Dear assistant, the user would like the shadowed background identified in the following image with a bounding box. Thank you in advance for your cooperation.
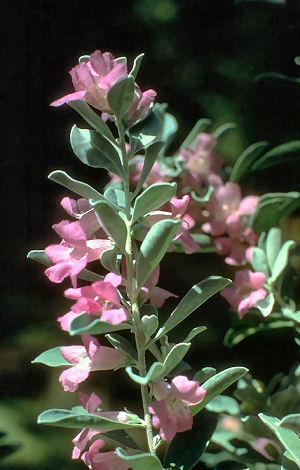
[1,0,300,468]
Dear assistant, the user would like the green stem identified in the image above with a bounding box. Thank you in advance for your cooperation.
[115,117,155,455]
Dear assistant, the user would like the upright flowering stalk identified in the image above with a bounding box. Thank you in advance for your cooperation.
[30,50,252,470]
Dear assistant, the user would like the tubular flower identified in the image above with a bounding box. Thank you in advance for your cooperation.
[72,392,132,461]
[221,270,268,318]
[51,50,156,124]
[149,375,206,441]
[179,133,223,191]
[58,273,128,331]
[145,195,200,254]
[82,439,130,470]
[59,335,127,392]
[45,220,111,287]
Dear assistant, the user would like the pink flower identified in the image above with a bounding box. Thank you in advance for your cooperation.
[145,195,200,254]
[45,220,111,287]
[127,88,157,126]
[58,272,128,331]
[82,439,129,470]
[221,270,267,318]
[51,50,156,123]
[149,375,206,441]
[72,392,103,459]
[72,392,131,461]
[130,159,168,188]
[202,182,242,236]
[179,133,223,191]
[140,265,177,307]
[59,335,127,392]
[61,197,103,237]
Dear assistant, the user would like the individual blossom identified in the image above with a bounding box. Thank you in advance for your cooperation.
[51,50,156,124]
[61,197,103,238]
[178,133,223,192]
[129,158,168,188]
[45,220,111,287]
[59,335,128,392]
[221,270,268,319]
[58,272,128,331]
[149,375,206,441]
[145,195,200,254]
[82,438,130,470]
[202,183,259,264]
[72,392,132,461]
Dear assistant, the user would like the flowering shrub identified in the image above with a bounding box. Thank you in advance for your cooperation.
[29,50,300,470]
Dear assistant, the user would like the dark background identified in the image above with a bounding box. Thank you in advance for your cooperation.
[1,0,300,468]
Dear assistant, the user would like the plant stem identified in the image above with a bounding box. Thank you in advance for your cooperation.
[115,117,155,455]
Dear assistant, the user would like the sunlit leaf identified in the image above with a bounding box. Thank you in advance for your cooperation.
[68,100,115,142]
[155,277,231,340]
[69,313,131,336]
[259,413,300,466]
[116,448,163,470]
[107,76,135,118]
[91,200,127,252]
[32,347,72,367]
[38,408,143,431]
[190,367,248,415]
[132,182,177,221]
[136,219,180,290]
[70,125,123,175]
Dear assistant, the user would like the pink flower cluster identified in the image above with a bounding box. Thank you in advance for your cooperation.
[51,50,156,125]
[107,131,267,320]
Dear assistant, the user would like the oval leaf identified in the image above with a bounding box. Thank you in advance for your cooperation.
[266,227,282,270]
[132,142,164,197]
[70,125,122,175]
[38,408,142,431]
[69,313,131,336]
[32,347,72,367]
[68,100,115,142]
[163,343,191,377]
[107,76,135,118]
[190,367,248,416]
[136,219,180,291]
[155,276,231,340]
[258,413,300,466]
[132,182,177,222]
[271,240,296,282]
[116,448,163,470]
[48,170,103,200]
[91,201,127,253]
[125,362,165,385]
